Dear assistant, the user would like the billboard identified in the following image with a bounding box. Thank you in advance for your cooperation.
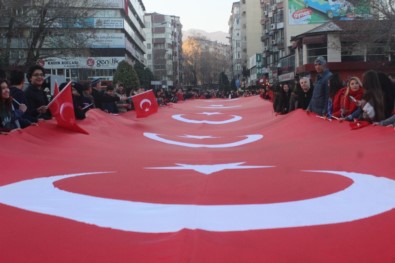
[288,0,372,25]
[87,33,125,48]
[40,57,124,69]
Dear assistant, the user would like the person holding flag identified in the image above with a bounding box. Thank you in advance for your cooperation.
[91,78,127,112]
[48,81,88,134]
[58,82,88,120]
[24,65,51,122]
[9,69,33,127]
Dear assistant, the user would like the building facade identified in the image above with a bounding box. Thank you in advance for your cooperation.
[238,0,264,87]
[292,20,395,81]
[0,0,146,82]
[228,2,243,80]
[258,0,384,84]
[260,0,317,84]
[144,13,183,89]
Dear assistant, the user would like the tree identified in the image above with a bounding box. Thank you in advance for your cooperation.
[218,72,230,92]
[134,60,154,88]
[336,1,395,61]
[0,0,100,69]
[113,60,140,91]
[182,35,230,88]
[182,36,201,86]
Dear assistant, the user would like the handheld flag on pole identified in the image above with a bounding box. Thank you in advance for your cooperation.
[48,81,89,134]
[131,90,159,118]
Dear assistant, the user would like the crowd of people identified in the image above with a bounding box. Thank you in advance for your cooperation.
[272,56,395,129]
[0,64,231,135]
[1,58,395,135]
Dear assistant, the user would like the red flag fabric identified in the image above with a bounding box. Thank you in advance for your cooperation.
[53,81,59,97]
[349,120,371,130]
[1,96,395,263]
[131,89,158,118]
[48,82,88,134]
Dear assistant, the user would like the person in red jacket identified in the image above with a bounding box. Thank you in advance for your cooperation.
[332,76,363,120]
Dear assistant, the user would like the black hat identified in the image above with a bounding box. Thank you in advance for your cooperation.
[91,78,101,87]
[71,82,83,95]
[59,82,83,95]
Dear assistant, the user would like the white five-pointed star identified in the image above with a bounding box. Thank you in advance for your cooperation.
[146,162,273,175]
[180,135,218,139]
[199,112,222,116]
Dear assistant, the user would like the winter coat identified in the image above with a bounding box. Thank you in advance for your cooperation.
[332,87,363,118]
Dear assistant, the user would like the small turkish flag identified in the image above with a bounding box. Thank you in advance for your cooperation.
[48,82,88,134]
[349,120,370,130]
[131,90,159,118]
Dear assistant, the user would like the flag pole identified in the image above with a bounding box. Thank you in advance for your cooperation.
[82,103,94,111]
[47,81,72,108]
[130,89,154,99]
[12,98,21,105]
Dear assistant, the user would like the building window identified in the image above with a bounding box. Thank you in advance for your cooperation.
[147,43,151,49]
[307,43,327,64]
[153,43,165,49]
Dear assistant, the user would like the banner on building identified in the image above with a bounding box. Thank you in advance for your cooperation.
[288,0,372,25]
[41,57,124,69]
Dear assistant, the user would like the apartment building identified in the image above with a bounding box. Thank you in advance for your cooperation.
[229,2,243,80]
[260,0,317,83]
[239,0,263,87]
[259,0,385,84]
[144,13,183,89]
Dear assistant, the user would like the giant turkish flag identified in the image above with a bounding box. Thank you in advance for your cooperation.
[1,96,395,263]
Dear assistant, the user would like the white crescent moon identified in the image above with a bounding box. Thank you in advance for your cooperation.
[59,102,75,122]
[139,99,151,111]
[0,170,395,233]
[143,133,263,148]
[172,114,242,124]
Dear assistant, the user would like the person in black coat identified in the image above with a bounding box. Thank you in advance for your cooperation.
[90,78,122,112]
[24,65,51,122]
[9,69,32,127]
[289,77,314,112]
[377,72,395,119]
[273,82,292,114]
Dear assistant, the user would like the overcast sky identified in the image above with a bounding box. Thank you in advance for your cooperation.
[144,0,236,32]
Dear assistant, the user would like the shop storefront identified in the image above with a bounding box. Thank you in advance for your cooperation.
[38,56,125,82]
